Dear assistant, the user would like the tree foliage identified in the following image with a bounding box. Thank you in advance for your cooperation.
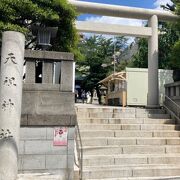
[76,35,128,103]
[0,0,79,54]
[131,1,180,69]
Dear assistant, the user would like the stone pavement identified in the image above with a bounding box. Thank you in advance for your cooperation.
[17,173,64,180]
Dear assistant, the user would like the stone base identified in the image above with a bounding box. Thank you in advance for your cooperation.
[21,84,76,126]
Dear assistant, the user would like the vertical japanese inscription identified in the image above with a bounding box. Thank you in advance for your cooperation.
[1,52,17,111]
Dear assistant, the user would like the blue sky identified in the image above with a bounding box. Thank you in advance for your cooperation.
[79,0,157,9]
[78,0,172,21]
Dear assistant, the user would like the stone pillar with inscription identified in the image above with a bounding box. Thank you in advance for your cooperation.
[0,31,25,179]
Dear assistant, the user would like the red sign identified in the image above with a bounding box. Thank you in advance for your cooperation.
[53,127,68,146]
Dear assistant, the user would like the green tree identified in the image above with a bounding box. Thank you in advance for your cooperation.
[130,23,179,69]
[131,1,180,69]
[77,35,128,104]
[0,0,79,55]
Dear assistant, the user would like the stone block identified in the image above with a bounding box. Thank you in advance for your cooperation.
[83,156,114,166]
[81,138,108,146]
[148,114,170,119]
[133,167,180,177]
[143,118,174,124]
[83,169,132,179]
[60,61,73,92]
[24,140,67,155]
[27,115,73,126]
[153,131,180,137]
[80,124,122,130]
[108,118,121,124]
[20,128,46,140]
[114,113,135,118]
[83,146,122,155]
[137,138,166,145]
[166,146,180,153]
[89,113,113,118]
[81,130,114,138]
[115,131,152,137]
[148,156,180,164]
[122,146,165,154]
[166,138,180,145]
[115,156,148,165]
[42,62,53,83]
[22,155,45,170]
[120,118,143,124]
[121,124,141,130]
[108,138,136,145]
[45,155,67,169]
[141,124,177,131]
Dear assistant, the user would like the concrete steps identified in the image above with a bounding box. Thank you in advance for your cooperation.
[80,137,180,146]
[81,145,180,155]
[76,105,180,179]
[78,118,175,124]
[83,154,180,166]
[79,124,180,130]
[83,166,180,179]
[80,130,180,138]
[86,177,180,180]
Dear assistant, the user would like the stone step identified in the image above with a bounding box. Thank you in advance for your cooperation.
[82,166,180,179]
[78,118,175,125]
[80,130,180,138]
[79,137,180,146]
[17,173,65,180]
[83,154,180,166]
[76,107,165,114]
[86,177,180,180]
[79,124,180,131]
[81,145,180,155]
[77,112,170,119]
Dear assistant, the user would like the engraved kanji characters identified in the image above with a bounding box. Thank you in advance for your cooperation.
[1,99,14,111]
[4,53,17,64]
[3,77,17,87]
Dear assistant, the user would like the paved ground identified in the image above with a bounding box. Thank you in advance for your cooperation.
[17,173,64,180]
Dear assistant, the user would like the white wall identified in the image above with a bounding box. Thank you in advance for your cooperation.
[126,68,173,106]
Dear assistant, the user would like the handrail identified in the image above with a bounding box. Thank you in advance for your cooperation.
[74,119,83,180]
[165,95,180,109]
[163,95,180,123]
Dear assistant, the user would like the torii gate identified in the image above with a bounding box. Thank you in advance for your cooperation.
[69,0,178,108]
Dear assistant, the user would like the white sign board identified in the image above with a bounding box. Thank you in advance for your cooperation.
[53,127,68,146]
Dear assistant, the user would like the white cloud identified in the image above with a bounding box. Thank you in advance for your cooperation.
[154,0,173,10]
[82,16,146,43]
[85,16,145,27]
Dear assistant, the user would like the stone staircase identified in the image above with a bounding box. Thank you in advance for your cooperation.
[75,105,180,180]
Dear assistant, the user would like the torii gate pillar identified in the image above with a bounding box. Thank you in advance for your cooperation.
[147,15,159,108]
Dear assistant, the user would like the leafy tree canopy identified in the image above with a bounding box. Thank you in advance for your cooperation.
[0,0,79,55]
[76,35,128,103]
[130,1,180,70]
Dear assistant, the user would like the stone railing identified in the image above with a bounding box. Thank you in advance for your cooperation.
[164,81,180,124]
[165,81,180,104]
[21,49,76,126]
